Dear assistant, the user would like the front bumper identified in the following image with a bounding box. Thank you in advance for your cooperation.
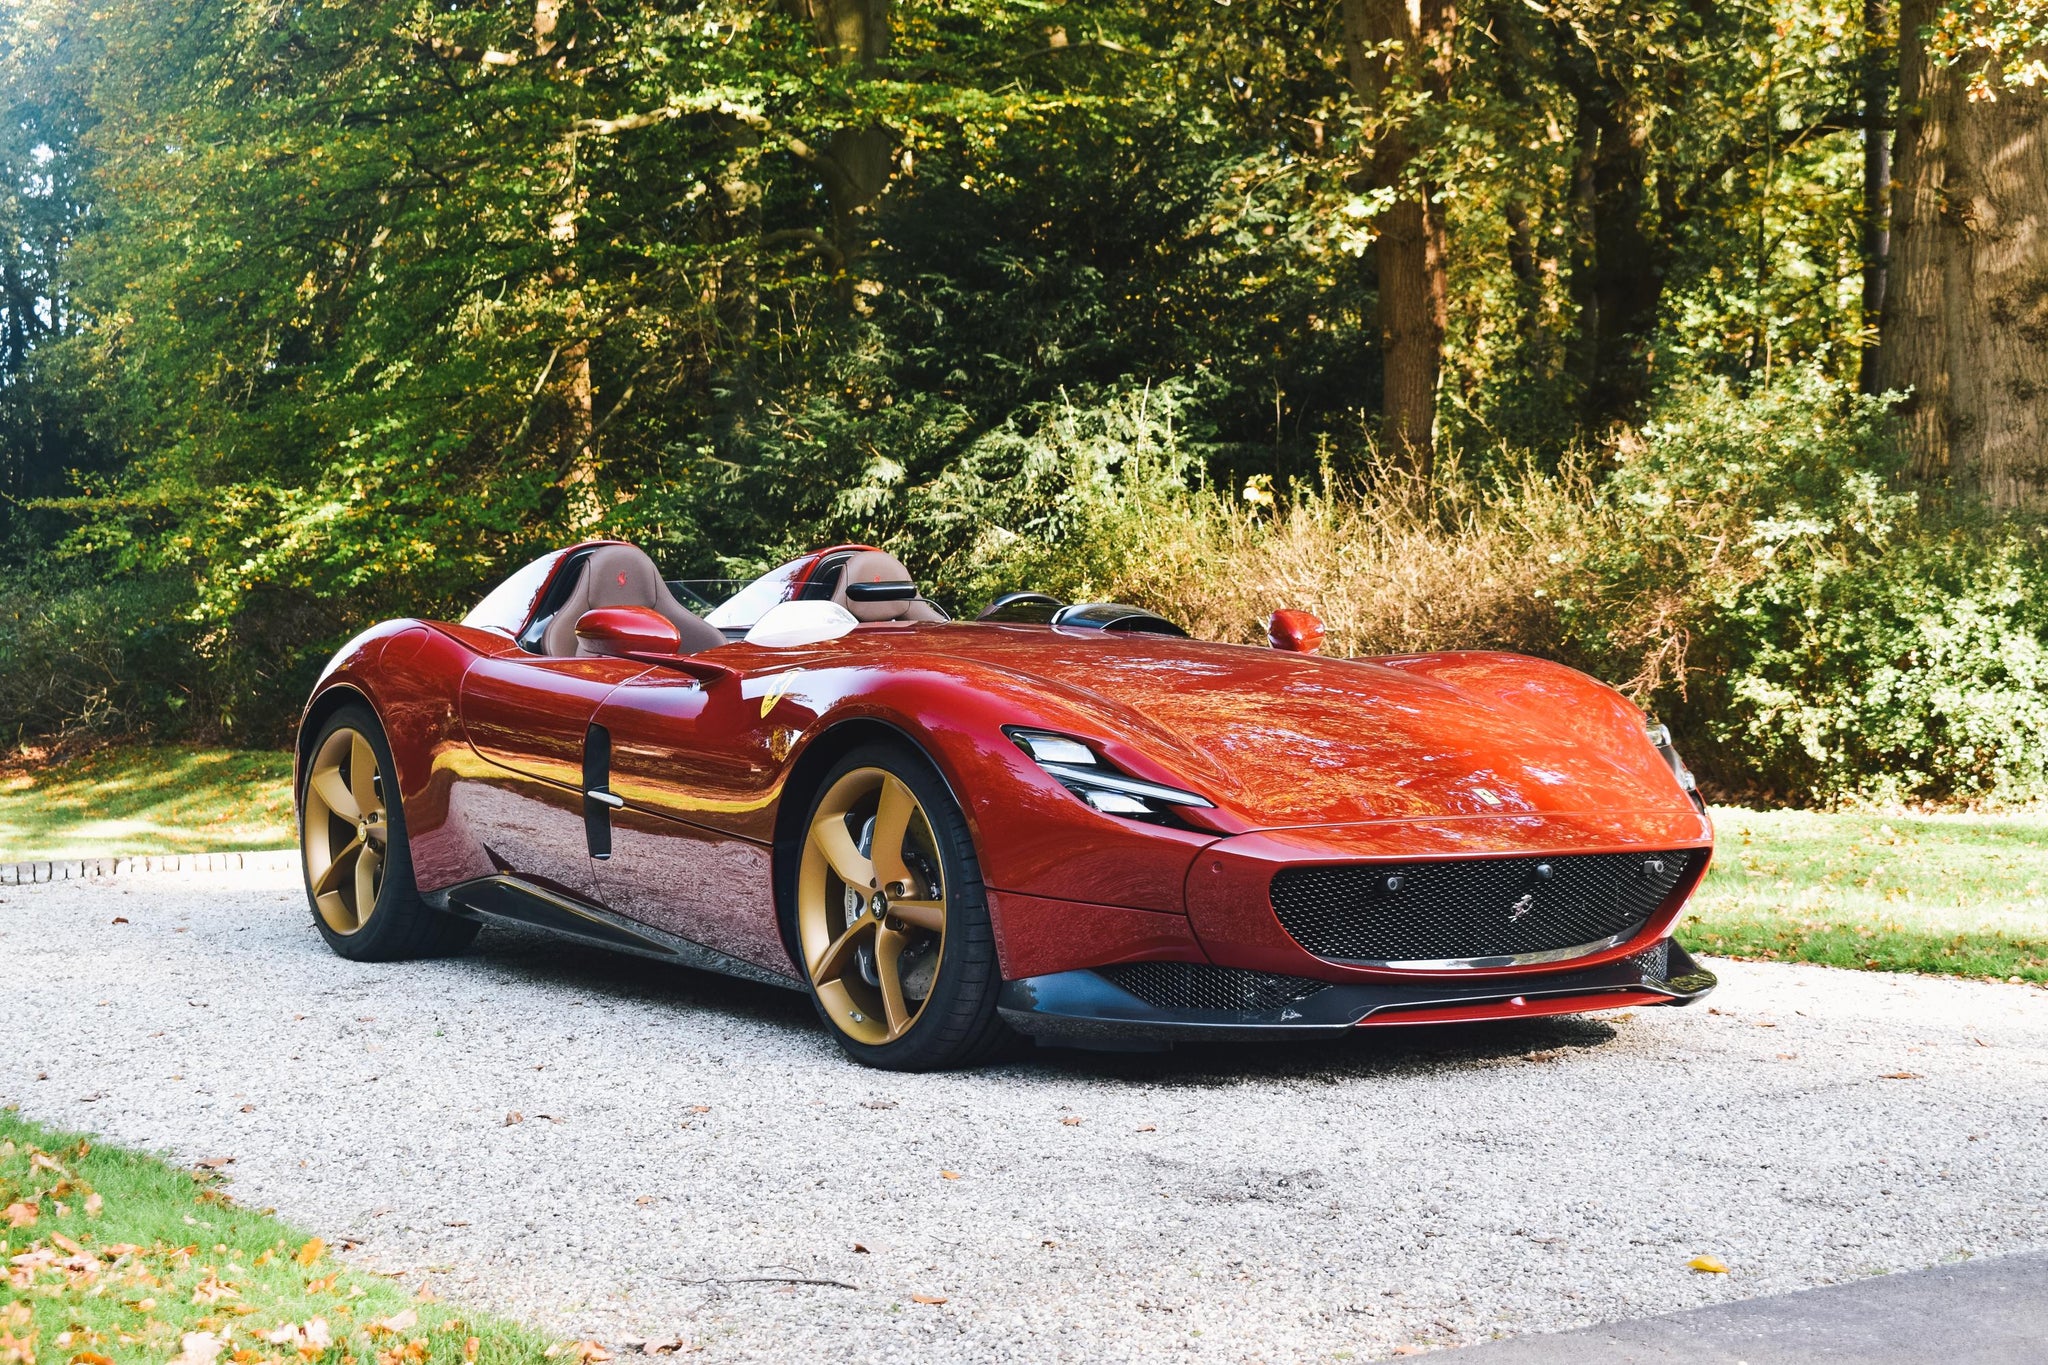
[997,939,1716,1043]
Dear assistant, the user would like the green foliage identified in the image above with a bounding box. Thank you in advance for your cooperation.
[0,567,204,744]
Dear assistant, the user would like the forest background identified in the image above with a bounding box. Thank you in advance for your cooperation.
[4,0,2048,807]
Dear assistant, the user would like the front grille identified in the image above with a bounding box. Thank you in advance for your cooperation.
[1270,851,1695,966]
[1099,962,1331,1013]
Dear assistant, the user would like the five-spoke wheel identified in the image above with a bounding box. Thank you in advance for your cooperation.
[299,704,478,962]
[791,743,1009,1069]
[303,725,389,935]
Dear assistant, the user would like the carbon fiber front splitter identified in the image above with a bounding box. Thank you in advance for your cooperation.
[996,940,1717,1043]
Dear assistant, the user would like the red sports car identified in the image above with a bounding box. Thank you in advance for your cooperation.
[295,540,1716,1070]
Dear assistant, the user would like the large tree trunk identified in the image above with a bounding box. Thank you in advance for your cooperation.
[1343,0,1453,481]
[789,0,895,304]
[1858,0,1892,393]
[1877,0,2048,508]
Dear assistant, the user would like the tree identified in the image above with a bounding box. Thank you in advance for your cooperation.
[1343,0,1455,478]
[1877,0,2048,507]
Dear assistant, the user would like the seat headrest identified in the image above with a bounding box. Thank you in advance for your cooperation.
[834,549,923,622]
[538,543,727,657]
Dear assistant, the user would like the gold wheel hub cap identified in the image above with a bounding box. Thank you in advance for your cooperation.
[302,727,389,935]
[798,768,948,1045]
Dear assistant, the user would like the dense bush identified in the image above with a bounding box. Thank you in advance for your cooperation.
[902,371,2048,807]
[0,570,206,747]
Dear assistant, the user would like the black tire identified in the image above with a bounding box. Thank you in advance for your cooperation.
[786,739,1011,1071]
[299,703,479,962]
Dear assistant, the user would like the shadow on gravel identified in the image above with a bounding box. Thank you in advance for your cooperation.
[455,922,1627,1087]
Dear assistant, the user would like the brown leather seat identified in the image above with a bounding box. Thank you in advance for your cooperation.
[541,543,728,657]
[829,549,946,623]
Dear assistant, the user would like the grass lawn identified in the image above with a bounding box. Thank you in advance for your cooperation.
[0,1108,560,1365]
[1685,807,2048,984]
[0,747,294,862]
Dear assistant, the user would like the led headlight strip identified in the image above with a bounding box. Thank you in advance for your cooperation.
[1007,729,1214,817]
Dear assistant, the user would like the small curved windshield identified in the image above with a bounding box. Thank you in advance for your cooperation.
[704,560,805,630]
[462,549,567,636]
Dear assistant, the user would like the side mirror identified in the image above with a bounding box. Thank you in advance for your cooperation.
[1267,609,1325,655]
[575,606,683,658]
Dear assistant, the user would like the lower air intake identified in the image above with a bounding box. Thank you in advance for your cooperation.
[1099,962,1331,1013]
[1270,850,1697,967]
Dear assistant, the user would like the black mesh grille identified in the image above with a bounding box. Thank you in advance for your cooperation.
[1629,940,1670,982]
[1270,851,1695,966]
[1099,962,1331,1013]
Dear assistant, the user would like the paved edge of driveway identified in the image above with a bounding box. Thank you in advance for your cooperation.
[0,848,298,885]
[1446,1247,2048,1363]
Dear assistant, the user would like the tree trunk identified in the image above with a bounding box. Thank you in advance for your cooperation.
[1343,0,1453,481]
[1876,0,2048,508]
[789,0,895,304]
[1858,0,1892,393]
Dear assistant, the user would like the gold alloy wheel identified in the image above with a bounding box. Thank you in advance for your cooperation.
[798,767,949,1045]
[302,727,389,935]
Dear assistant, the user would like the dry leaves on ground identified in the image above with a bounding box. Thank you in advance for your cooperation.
[1688,1255,1730,1274]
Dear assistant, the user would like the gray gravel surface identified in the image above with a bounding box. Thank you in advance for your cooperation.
[2,868,2045,1363]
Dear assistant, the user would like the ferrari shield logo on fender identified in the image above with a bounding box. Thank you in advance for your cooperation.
[1507,892,1534,922]
[753,670,802,719]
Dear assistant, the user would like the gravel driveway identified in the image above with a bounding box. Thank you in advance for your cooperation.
[3,867,2045,1363]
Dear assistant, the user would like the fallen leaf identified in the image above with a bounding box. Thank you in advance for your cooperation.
[463,1339,479,1363]
[238,1106,254,1114]
[1135,1125,1156,1133]
[939,1170,960,1181]
[84,1194,103,1217]
[852,1243,869,1254]
[1391,1347,1427,1357]
[195,1157,233,1170]
[634,1196,656,1207]
[414,1285,438,1303]
[3,1203,34,1228]
[169,1331,225,1365]
[367,1309,418,1338]
[504,1112,524,1126]
[1688,1255,1729,1274]
[1060,1116,1083,1127]
[191,1273,240,1305]
[295,1239,325,1268]
[71,1352,114,1365]
[545,1342,609,1363]
[909,1294,948,1305]
[111,917,128,925]
[1041,1239,1058,1248]
[1881,1072,1922,1081]
[687,1106,710,1114]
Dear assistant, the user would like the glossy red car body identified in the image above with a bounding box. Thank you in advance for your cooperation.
[296,541,1717,1042]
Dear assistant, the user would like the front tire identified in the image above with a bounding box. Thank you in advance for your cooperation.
[299,703,478,962]
[791,740,1009,1071]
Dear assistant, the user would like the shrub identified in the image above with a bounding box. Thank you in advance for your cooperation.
[901,371,2048,806]
[0,570,209,749]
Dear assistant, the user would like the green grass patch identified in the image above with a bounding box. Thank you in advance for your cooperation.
[1686,806,2048,984]
[0,747,293,861]
[0,1108,556,1365]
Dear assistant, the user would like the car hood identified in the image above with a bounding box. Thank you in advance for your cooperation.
[913,627,1691,829]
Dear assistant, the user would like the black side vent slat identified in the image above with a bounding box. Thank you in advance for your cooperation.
[1270,851,1695,966]
[1099,962,1331,1013]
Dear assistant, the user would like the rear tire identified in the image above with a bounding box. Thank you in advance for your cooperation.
[787,739,1010,1071]
[299,703,479,962]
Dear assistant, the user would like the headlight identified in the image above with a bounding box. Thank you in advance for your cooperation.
[1647,723,1703,808]
[1007,728,1214,822]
